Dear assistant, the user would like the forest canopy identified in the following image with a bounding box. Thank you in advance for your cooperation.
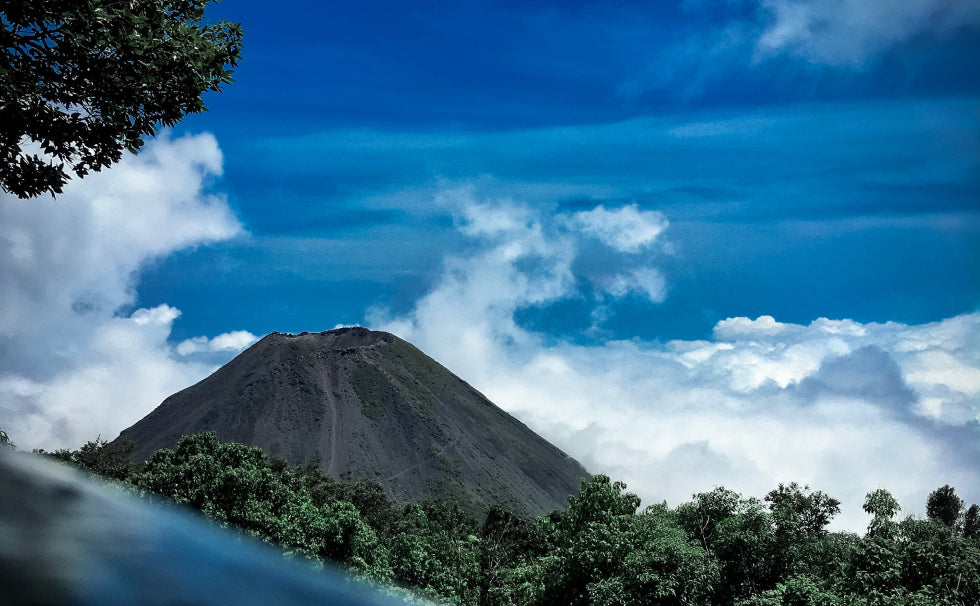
[18,431,980,606]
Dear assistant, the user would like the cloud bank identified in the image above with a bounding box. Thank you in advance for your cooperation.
[373,190,980,530]
[0,134,257,450]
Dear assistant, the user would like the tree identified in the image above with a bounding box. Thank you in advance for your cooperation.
[480,506,541,606]
[765,483,841,539]
[926,485,963,530]
[604,504,718,606]
[897,516,980,605]
[738,574,842,606]
[42,436,136,480]
[1,0,243,198]
[676,486,743,552]
[711,498,776,603]
[388,501,481,605]
[721,482,841,601]
[964,504,980,540]
[863,489,901,538]
[339,479,400,541]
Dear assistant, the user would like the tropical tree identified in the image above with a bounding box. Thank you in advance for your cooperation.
[531,475,642,605]
[963,504,980,540]
[926,485,963,530]
[765,482,841,580]
[711,497,776,603]
[603,504,718,606]
[41,436,135,480]
[675,486,743,552]
[863,489,901,538]
[517,475,717,606]
[894,515,980,605]
[766,482,841,539]
[388,501,481,605]
[1,0,243,198]
[479,505,541,605]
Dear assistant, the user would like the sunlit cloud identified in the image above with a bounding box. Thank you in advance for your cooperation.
[176,331,260,357]
[569,204,668,253]
[0,134,252,450]
[372,191,980,530]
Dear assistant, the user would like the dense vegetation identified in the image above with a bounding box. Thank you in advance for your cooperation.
[17,431,980,605]
[1,0,243,198]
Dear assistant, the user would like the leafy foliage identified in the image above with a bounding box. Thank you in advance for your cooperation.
[964,504,980,540]
[38,435,134,480]
[926,484,964,530]
[42,433,980,606]
[864,489,901,538]
[0,0,243,197]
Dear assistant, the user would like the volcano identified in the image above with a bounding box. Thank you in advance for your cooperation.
[116,327,588,517]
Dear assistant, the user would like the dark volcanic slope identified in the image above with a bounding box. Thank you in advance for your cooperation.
[116,327,588,517]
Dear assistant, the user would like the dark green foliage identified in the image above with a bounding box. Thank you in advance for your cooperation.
[42,433,980,606]
[519,476,717,606]
[340,479,401,540]
[1,0,243,198]
[388,501,482,604]
[737,574,843,606]
[837,494,980,606]
[864,489,901,538]
[766,482,841,538]
[764,482,842,590]
[676,486,744,552]
[536,475,642,605]
[126,432,391,577]
[711,496,777,603]
[842,534,904,603]
[926,485,963,529]
[479,505,542,605]
[964,504,980,540]
[39,436,134,480]
[897,517,980,605]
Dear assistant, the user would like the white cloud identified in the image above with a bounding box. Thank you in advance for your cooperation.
[372,194,980,531]
[603,267,667,303]
[0,133,252,450]
[715,315,792,338]
[570,204,669,253]
[755,0,980,65]
[176,331,260,357]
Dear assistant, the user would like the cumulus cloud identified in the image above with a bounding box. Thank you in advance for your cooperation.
[373,193,980,531]
[176,331,260,357]
[0,133,252,450]
[569,204,668,253]
[754,0,980,65]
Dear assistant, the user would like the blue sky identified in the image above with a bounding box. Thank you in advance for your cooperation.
[2,0,979,529]
[140,1,980,342]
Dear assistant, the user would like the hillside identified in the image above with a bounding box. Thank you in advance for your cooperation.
[115,327,588,516]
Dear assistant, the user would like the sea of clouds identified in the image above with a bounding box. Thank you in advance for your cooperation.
[372,188,980,531]
[1,133,977,532]
[5,0,980,529]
